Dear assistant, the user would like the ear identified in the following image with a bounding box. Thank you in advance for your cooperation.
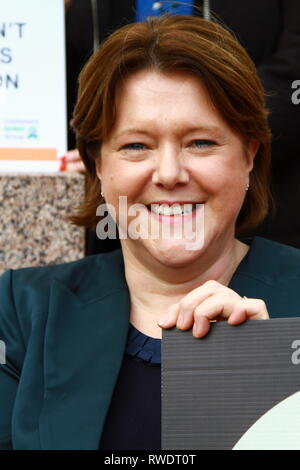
[245,139,259,172]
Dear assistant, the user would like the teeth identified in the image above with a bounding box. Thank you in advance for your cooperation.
[182,204,194,214]
[150,203,195,216]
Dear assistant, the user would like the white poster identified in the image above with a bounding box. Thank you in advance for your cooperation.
[0,0,67,172]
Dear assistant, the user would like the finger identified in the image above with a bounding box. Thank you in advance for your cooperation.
[192,315,210,338]
[74,161,86,173]
[227,307,247,325]
[65,149,80,161]
[175,280,225,329]
[192,292,243,336]
[66,161,85,173]
[157,303,180,328]
[228,298,269,325]
[193,292,240,323]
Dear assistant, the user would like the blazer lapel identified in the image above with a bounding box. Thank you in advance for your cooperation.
[39,272,130,450]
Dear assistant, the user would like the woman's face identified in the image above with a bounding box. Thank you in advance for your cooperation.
[97,69,258,267]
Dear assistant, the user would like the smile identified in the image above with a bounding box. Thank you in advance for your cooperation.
[145,202,204,224]
[147,203,198,216]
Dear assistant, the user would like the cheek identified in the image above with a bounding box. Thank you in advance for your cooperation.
[199,161,247,212]
[103,161,151,199]
[204,150,247,185]
[199,163,243,192]
[209,183,247,228]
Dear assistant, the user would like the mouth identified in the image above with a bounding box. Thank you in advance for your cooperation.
[146,202,203,217]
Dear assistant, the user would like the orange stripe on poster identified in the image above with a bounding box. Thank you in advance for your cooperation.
[0,148,57,160]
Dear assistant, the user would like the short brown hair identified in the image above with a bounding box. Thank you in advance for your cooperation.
[70,14,272,234]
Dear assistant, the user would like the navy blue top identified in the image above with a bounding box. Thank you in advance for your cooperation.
[98,323,161,450]
[125,322,161,364]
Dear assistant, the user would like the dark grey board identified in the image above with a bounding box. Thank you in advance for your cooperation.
[162,318,300,450]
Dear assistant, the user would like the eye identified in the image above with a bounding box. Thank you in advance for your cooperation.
[121,143,146,151]
[191,139,216,149]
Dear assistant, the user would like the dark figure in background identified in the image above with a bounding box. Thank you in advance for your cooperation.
[65,0,300,252]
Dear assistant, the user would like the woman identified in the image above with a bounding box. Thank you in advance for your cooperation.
[64,0,300,250]
[1,15,299,450]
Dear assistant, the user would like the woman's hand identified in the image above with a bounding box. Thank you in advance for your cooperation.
[59,149,86,173]
[157,280,269,338]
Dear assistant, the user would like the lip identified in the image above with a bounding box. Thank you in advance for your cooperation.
[146,202,204,223]
[147,200,204,206]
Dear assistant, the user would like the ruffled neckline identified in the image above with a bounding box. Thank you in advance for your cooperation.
[125,323,161,364]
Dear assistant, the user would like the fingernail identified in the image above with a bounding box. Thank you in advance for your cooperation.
[59,156,67,171]
[157,315,171,327]
[176,315,184,329]
[193,316,209,338]
[193,323,201,337]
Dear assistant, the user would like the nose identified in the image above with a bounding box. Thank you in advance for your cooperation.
[151,144,189,189]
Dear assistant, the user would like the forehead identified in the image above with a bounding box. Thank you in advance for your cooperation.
[116,69,205,98]
[112,69,226,132]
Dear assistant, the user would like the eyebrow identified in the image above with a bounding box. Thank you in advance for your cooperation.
[115,125,225,139]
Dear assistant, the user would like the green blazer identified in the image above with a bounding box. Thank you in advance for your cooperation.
[0,237,299,450]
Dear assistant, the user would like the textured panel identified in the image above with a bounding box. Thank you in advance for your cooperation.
[0,172,85,272]
[162,318,300,450]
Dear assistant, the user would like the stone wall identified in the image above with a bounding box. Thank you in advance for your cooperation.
[0,172,86,274]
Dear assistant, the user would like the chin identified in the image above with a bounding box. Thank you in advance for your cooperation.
[147,240,203,268]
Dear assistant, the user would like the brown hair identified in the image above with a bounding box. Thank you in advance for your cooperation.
[69,14,272,234]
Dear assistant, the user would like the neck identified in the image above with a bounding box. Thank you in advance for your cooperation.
[121,237,249,339]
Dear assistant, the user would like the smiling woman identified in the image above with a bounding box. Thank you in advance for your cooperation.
[71,15,271,236]
[69,14,273,340]
[0,14,300,451]
[97,69,257,265]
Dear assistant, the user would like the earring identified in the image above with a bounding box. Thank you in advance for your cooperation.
[99,178,104,198]
[245,183,249,191]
